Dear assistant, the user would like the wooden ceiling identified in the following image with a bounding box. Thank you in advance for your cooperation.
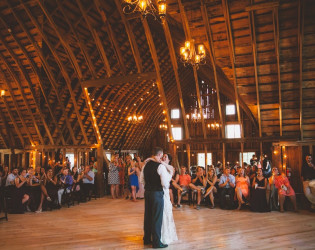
[0,0,314,151]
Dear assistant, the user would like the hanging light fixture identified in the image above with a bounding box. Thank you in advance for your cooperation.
[180,39,206,68]
[123,0,167,20]
[159,123,168,130]
[127,114,144,124]
[0,89,5,97]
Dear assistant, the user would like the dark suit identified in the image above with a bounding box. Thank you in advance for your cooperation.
[143,160,164,246]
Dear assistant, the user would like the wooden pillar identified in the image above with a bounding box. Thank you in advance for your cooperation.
[204,145,208,172]
[22,152,26,168]
[8,150,12,170]
[222,143,226,169]
[63,148,66,166]
[96,145,104,197]
[74,149,78,169]
[241,142,244,167]
[187,144,191,168]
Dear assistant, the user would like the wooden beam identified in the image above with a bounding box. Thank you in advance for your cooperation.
[161,19,190,146]
[141,17,173,141]
[89,0,127,75]
[0,31,54,145]
[174,136,299,145]
[20,1,78,145]
[200,1,225,139]
[82,72,157,88]
[0,13,66,145]
[36,0,89,144]
[0,96,25,147]
[248,7,262,138]
[113,0,143,73]
[272,7,282,136]
[0,107,14,148]
[177,0,207,140]
[221,0,242,137]
[0,54,45,145]
[245,1,279,12]
[298,0,304,140]
[0,70,34,145]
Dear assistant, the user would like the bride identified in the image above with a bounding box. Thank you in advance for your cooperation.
[160,153,178,245]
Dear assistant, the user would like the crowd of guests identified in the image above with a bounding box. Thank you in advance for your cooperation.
[1,152,315,215]
[168,154,301,213]
[0,159,96,214]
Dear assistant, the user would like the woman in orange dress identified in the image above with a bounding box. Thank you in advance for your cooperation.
[235,168,250,209]
[269,167,297,212]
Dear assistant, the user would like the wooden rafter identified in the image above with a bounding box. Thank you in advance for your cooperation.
[200,1,225,139]
[0,30,54,145]
[35,0,89,144]
[82,72,157,88]
[0,69,35,146]
[248,7,262,139]
[89,0,127,75]
[245,1,279,12]
[0,107,15,148]
[141,17,173,141]
[0,54,45,145]
[221,0,242,137]
[272,7,282,136]
[178,0,207,140]
[113,0,143,73]
[162,19,190,141]
[20,1,78,144]
[0,14,66,145]
[0,96,25,147]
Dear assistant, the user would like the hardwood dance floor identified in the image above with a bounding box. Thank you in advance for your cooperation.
[1,197,315,249]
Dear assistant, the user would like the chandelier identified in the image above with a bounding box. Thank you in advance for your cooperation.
[123,0,166,19]
[159,124,168,130]
[207,122,220,129]
[180,40,206,68]
[127,115,143,123]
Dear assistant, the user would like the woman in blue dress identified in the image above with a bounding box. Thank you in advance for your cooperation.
[128,160,139,202]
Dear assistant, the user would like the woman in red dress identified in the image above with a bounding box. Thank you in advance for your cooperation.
[269,167,298,212]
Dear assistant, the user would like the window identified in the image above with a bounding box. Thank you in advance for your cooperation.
[171,109,180,119]
[197,153,212,168]
[171,127,182,140]
[226,104,235,115]
[106,153,111,161]
[240,152,256,165]
[65,153,74,169]
[226,124,241,138]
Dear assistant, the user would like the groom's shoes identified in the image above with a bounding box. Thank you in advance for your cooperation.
[143,240,152,245]
[153,243,168,248]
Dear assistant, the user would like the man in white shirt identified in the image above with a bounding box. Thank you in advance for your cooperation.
[5,167,18,186]
[140,147,170,249]
[82,166,95,201]
[219,168,235,209]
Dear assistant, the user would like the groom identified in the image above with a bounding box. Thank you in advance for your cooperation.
[141,147,169,248]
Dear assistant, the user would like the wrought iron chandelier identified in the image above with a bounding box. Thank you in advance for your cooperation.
[127,115,143,124]
[180,40,206,68]
[159,123,168,130]
[122,0,167,19]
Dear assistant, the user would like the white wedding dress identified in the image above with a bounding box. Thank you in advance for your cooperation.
[161,184,178,244]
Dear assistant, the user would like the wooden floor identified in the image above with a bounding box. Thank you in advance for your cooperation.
[1,197,315,249]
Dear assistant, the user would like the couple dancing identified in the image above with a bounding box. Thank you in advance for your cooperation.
[140,147,178,248]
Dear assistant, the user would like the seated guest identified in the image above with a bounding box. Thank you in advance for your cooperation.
[219,168,235,209]
[13,169,30,213]
[36,168,57,213]
[169,167,179,207]
[204,167,217,209]
[251,168,270,212]
[191,166,206,210]
[301,154,315,211]
[235,168,250,209]
[176,166,191,208]
[81,165,95,201]
[26,167,41,211]
[261,155,272,178]
[230,167,236,176]
[269,167,297,212]
[72,166,81,192]
[5,167,18,187]
[57,168,74,206]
